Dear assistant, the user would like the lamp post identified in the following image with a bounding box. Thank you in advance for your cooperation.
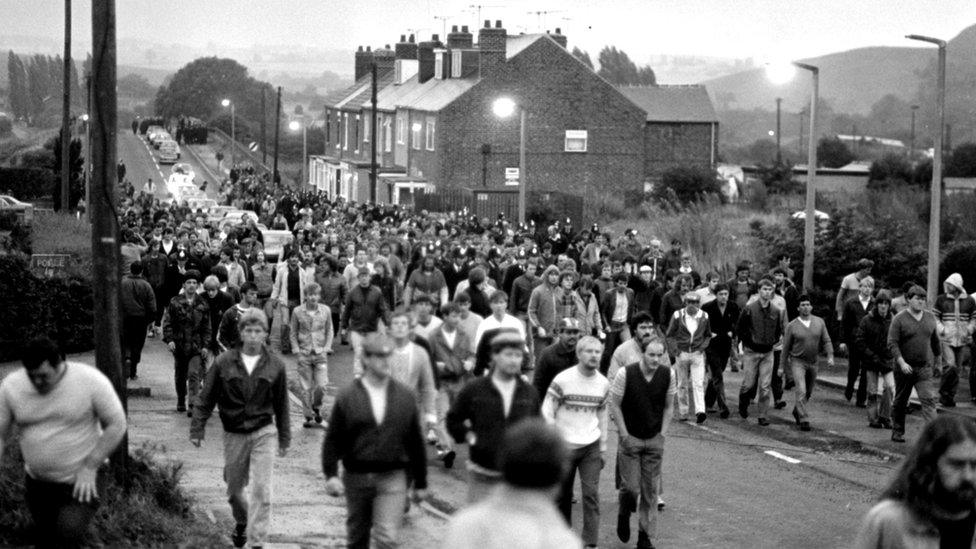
[492,97,527,225]
[909,104,919,159]
[221,98,235,172]
[775,97,782,164]
[793,62,819,293]
[289,119,307,186]
[907,34,946,303]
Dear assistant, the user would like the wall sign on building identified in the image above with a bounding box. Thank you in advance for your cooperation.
[504,167,520,186]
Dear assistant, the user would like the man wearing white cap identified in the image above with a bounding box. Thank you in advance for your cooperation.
[934,273,976,407]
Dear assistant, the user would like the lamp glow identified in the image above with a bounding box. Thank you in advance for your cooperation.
[492,97,516,118]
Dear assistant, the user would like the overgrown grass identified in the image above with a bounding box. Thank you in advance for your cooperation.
[31,210,93,277]
[0,434,224,547]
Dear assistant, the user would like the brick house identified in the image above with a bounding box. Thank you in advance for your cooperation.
[314,21,717,205]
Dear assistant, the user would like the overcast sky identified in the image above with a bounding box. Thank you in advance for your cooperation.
[4,0,975,63]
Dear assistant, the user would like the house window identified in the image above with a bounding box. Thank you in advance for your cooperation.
[397,116,405,144]
[384,117,392,152]
[451,51,462,78]
[565,130,588,152]
[425,119,435,151]
[354,114,360,152]
[411,120,422,150]
[363,112,370,143]
[342,113,349,150]
[325,111,331,146]
[434,52,444,80]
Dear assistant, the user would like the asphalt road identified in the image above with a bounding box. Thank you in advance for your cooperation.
[118,129,219,198]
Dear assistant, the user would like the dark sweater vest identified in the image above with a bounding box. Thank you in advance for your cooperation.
[621,363,670,439]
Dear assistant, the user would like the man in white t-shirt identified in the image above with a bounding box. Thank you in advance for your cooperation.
[0,337,126,547]
[474,290,526,351]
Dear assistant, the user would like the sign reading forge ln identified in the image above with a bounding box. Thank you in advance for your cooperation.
[30,254,71,278]
[504,167,520,186]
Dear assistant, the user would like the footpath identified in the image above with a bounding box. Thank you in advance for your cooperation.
[0,338,447,549]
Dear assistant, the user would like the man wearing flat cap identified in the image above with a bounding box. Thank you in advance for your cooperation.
[162,269,211,414]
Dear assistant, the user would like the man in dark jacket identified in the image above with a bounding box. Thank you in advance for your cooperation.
[533,318,582,402]
[201,275,235,363]
[191,309,290,549]
[341,270,391,376]
[600,272,635,376]
[321,333,428,549]
[841,276,875,407]
[856,290,895,429]
[736,279,784,425]
[702,284,739,418]
[120,260,156,380]
[448,330,540,504]
[162,269,211,414]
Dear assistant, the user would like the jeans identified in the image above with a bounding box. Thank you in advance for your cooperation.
[290,352,329,419]
[223,425,277,545]
[892,365,938,436]
[343,469,408,549]
[350,330,367,377]
[846,345,867,405]
[617,433,664,539]
[121,315,149,377]
[25,474,100,548]
[705,343,731,413]
[866,370,895,424]
[738,350,775,418]
[436,379,465,453]
[269,300,299,353]
[600,326,631,376]
[789,359,818,422]
[174,351,203,408]
[674,351,706,417]
[558,440,602,546]
[939,344,972,404]
[771,350,787,403]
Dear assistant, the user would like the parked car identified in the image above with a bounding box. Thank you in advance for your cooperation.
[0,194,35,223]
[157,140,180,164]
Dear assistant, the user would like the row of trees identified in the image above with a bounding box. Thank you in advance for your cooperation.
[6,52,84,125]
[571,46,657,86]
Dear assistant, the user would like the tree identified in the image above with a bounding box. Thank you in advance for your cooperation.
[651,165,720,204]
[596,46,656,85]
[946,142,976,177]
[7,51,29,120]
[868,153,912,189]
[571,46,593,70]
[817,136,854,168]
[118,73,155,99]
[46,130,84,211]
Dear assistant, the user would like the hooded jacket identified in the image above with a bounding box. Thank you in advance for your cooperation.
[933,273,976,347]
[527,265,562,335]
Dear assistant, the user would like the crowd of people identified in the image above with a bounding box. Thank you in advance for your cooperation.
[5,154,974,547]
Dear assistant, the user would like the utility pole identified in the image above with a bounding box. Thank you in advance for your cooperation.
[798,109,805,158]
[852,124,857,156]
[370,63,378,203]
[90,0,126,479]
[910,105,919,159]
[273,86,281,185]
[261,87,267,164]
[61,0,72,212]
[775,97,782,164]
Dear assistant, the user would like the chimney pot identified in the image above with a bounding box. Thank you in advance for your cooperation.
[452,25,459,32]
[484,20,490,28]
[495,20,502,28]
[366,46,372,51]
[432,34,439,41]
[357,45,363,52]
[556,27,562,34]
[462,25,469,32]
[409,34,415,42]
[385,44,391,49]
[400,34,406,42]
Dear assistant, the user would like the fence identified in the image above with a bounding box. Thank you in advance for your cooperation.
[411,187,585,226]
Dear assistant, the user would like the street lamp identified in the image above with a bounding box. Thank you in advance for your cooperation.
[492,96,527,225]
[221,98,235,172]
[289,119,307,186]
[907,34,946,303]
[766,61,819,292]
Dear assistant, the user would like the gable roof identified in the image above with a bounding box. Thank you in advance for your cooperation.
[616,85,718,123]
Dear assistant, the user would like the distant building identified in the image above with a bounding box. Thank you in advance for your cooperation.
[317,22,718,205]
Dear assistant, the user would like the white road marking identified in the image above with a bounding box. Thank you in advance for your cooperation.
[138,135,165,179]
[764,450,802,464]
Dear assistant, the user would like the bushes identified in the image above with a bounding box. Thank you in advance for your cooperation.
[0,167,55,200]
[941,241,976,288]
[650,165,720,204]
[868,153,913,189]
[0,437,224,546]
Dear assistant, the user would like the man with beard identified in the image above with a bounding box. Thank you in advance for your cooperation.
[405,255,448,308]
[534,319,583,402]
[855,415,976,547]
[608,312,661,382]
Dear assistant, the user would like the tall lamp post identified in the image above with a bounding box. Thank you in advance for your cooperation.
[907,34,946,303]
[492,97,527,225]
[221,98,235,172]
[289,120,307,186]
[775,97,782,164]
[909,104,919,159]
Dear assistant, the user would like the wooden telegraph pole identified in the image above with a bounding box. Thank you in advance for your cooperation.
[273,86,281,185]
[61,0,71,211]
[90,0,127,477]
[370,62,378,202]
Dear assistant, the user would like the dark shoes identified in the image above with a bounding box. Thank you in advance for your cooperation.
[176,403,187,413]
[186,404,194,418]
[302,419,318,428]
[792,408,801,425]
[232,523,247,548]
[941,399,957,408]
[738,406,749,419]
[617,510,631,543]
[868,421,883,429]
[879,418,892,429]
[784,380,796,391]
[758,418,770,426]
[844,387,854,401]
[696,412,707,424]
[774,400,787,410]
[799,422,811,432]
[637,530,655,549]
[441,450,456,469]
[719,409,730,419]
[891,432,906,443]
[313,407,324,424]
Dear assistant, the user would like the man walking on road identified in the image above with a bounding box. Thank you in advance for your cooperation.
[440,419,583,549]
[448,331,541,503]
[191,309,291,549]
[781,294,834,431]
[608,312,661,383]
[841,276,875,407]
[342,269,390,376]
[855,415,976,547]
[702,285,739,419]
[289,281,334,428]
[533,318,582,403]
[609,340,675,549]
[217,282,260,352]
[665,291,711,424]
[933,273,976,408]
[162,269,211,414]
[321,333,429,549]
[542,336,609,548]
[888,285,942,443]
[737,278,783,426]
[0,337,127,548]
[428,302,475,469]
[120,260,156,380]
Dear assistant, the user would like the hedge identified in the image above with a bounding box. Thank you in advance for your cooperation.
[0,254,93,361]
[0,167,55,200]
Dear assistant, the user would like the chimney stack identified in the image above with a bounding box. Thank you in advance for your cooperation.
[551,27,567,48]
[417,34,444,83]
[447,24,474,49]
[373,44,395,75]
[478,20,507,78]
[354,45,374,81]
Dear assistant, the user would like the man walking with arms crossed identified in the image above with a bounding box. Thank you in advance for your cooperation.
[542,336,610,548]
[190,310,291,548]
[888,285,942,443]
[609,340,675,549]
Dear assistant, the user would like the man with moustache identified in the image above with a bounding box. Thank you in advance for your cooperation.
[533,318,583,403]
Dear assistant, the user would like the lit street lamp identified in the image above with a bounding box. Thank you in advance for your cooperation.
[221,98,235,172]
[492,96,527,225]
[767,61,819,293]
[289,119,307,186]
[906,34,946,303]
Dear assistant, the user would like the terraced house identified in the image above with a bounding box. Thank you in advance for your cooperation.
[311,21,718,207]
